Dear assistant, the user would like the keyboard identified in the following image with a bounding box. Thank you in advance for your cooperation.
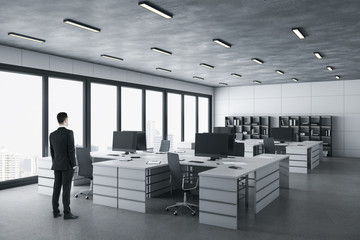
[189,160,204,164]
[107,154,120,156]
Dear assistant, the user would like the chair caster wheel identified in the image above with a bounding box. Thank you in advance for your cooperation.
[85,196,89,199]
[192,212,196,216]
[174,211,178,215]
[75,194,79,198]
[166,208,169,211]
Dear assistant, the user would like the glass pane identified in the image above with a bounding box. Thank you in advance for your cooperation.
[49,78,83,147]
[91,83,117,151]
[167,93,181,150]
[198,97,209,133]
[0,71,42,181]
[184,95,196,142]
[146,90,163,150]
[121,87,142,131]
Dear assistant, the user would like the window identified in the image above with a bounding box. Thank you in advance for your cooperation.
[91,83,117,151]
[184,95,196,142]
[0,71,42,181]
[121,87,142,131]
[167,93,181,150]
[49,78,84,147]
[146,90,163,150]
[198,97,209,133]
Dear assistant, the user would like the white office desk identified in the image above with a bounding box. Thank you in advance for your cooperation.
[91,151,289,230]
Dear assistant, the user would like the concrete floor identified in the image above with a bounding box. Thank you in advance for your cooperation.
[1,156,360,240]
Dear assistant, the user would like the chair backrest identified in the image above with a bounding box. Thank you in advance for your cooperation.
[76,147,93,178]
[167,152,183,189]
[159,140,170,152]
[263,137,275,154]
[230,142,245,157]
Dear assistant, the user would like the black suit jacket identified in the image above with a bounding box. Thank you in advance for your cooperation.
[50,127,76,171]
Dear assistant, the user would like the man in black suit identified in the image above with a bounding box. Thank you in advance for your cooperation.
[50,112,78,220]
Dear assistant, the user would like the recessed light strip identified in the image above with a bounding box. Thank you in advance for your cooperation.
[193,76,204,80]
[292,28,305,39]
[231,73,242,78]
[326,66,333,71]
[8,32,45,43]
[63,19,101,32]
[151,47,172,56]
[213,39,231,48]
[276,70,284,75]
[101,54,123,61]
[219,82,228,86]
[292,78,299,82]
[252,58,264,64]
[253,80,261,84]
[314,52,322,59]
[156,67,171,72]
[138,1,173,19]
[200,63,214,69]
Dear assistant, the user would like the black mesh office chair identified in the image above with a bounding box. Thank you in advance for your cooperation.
[159,140,170,153]
[263,137,275,154]
[165,152,199,216]
[74,147,93,200]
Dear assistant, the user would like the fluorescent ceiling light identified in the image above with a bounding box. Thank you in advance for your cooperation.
[276,70,284,75]
[253,80,261,84]
[101,54,123,61]
[335,75,341,79]
[292,78,299,82]
[156,67,171,72]
[200,63,214,69]
[213,39,231,48]
[219,82,228,86]
[138,1,173,19]
[63,19,101,32]
[326,66,333,71]
[8,32,45,43]
[151,47,172,56]
[231,73,242,78]
[292,28,305,39]
[193,76,204,80]
[252,58,264,64]
[314,52,322,59]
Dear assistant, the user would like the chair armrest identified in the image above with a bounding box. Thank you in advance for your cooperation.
[182,176,199,191]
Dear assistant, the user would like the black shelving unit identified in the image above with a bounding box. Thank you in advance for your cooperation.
[225,116,271,139]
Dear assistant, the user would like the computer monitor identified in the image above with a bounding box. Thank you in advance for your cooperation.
[135,131,147,151]
[213,126,235,134]
[270,127,292,143]
[195,133,232,160]
[112,131,137,154]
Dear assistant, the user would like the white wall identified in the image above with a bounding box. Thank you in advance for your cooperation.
[214,80,360,158]
[0,45,213,96]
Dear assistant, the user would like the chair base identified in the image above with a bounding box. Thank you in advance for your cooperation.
[74,189,93,199]
[166,202,198,216]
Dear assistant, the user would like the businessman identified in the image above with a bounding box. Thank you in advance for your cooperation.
[50,112,78,220]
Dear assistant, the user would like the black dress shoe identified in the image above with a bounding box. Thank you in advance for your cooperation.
[64,213,78,220]
[53,212,62,218]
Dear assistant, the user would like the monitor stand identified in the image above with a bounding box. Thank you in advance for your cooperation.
[208,157,218,161]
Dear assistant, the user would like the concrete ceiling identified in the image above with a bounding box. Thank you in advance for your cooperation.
[0,0,359,87]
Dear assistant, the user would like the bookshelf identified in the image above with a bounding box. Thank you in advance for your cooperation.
[225,116,271,140]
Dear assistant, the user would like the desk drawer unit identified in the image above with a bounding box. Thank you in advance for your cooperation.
[93,165,118,208]
[310,146,320,170]
[146,166,170,198]
[288,153,308,174]
[38,158,53,196]
[199,176,239,229]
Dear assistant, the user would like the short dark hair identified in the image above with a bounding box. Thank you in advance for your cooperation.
[57,112,68,124]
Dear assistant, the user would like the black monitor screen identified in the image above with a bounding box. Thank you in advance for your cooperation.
[112,131,137,153]
[213,127,234,134]
[270,128,292,142]
[195,133,230,160]
[135,131,147,151]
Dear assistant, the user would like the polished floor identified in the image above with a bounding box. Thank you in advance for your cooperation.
[1,157,360,240]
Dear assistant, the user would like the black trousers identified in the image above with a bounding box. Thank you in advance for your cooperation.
[52,169,74,214]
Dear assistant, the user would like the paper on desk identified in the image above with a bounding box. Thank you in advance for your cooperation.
[222,161,247,165]
[147,160,161,164]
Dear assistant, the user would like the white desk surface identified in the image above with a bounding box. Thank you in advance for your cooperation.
[238,139,322,149]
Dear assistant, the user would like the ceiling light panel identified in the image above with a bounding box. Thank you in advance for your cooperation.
[314,52,323,59]
[213,39,231,48]
[200,63,214,69]
[231,73,242,78]
[292,78,299,82]
[252,58,264,64]
[292,28,305,39]
[275,70,284,74]
[156,67,171,72]
[151,47,172,56]
[253,80,261,84]
[335,75,341,79]
[219,82,228,86]
[138,1,173,19]
[8,32,45,43]
[101,54,123,61]
[193,76,204,80]
[326,66,333,71]
[63,19,101,32]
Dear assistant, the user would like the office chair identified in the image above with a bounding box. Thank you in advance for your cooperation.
[159,140,170,153]
[263,137,275,154]
[165,152,199,216]
[74,147,93,200]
